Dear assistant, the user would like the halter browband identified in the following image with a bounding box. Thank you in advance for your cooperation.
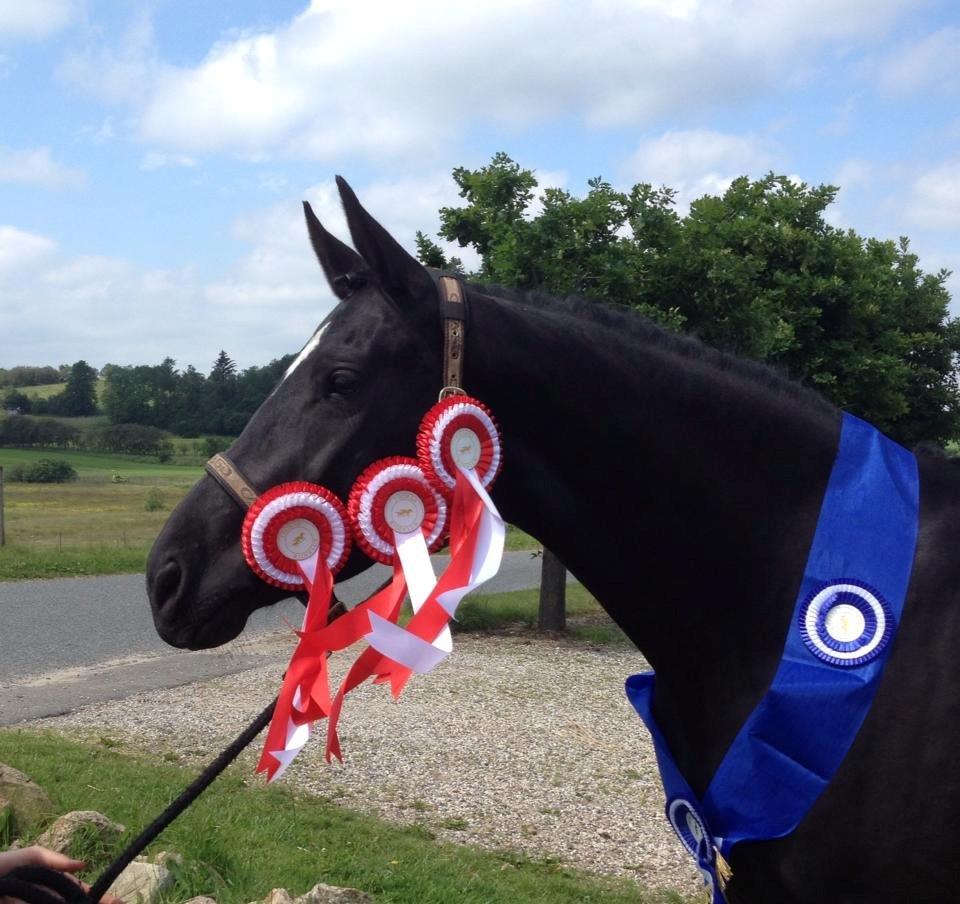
[206,273,468,508]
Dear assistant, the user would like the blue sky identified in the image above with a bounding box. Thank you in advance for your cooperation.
[2,0,959,372]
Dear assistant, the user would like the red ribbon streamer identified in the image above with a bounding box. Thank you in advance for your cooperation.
[257,561,334,779]
[370,470,486,698]
[324,565,408,762]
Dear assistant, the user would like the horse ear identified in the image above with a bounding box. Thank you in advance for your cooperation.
[335,175,434,307]
[303,201,368,301]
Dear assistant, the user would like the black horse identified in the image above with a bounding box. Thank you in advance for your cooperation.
[147,178,960,904]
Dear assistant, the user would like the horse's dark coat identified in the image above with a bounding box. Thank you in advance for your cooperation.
[147,178,960,903]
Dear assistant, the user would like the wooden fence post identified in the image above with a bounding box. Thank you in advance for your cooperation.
[537,546,566,631]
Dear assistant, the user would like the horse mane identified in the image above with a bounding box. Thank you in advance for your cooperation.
[471,280,838,418]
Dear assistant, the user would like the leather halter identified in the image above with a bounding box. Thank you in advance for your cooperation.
[205,453,260,512]
[438,274,467,398]
[204,273,468,509]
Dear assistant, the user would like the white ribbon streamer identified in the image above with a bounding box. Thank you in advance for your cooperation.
[436,466,505,618]
[364,464,505,673]
[365,612,451,673]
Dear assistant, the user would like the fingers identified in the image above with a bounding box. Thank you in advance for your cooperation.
[0,846,86,878]
[23,847,87,874]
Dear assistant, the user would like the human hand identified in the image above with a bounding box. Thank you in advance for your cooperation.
[0,846,124,903]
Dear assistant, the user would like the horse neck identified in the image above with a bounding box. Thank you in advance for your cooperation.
[468,291,841,788]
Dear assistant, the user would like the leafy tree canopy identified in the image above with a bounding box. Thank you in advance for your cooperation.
[419,153,959,446]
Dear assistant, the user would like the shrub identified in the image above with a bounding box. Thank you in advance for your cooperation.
[20,458,78,483]
[144,487,165,511]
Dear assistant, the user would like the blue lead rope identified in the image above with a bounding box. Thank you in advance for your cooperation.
[626,413,919,901]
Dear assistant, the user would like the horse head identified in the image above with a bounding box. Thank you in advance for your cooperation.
[146,178,450,649]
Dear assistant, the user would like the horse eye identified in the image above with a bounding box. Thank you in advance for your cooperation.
[323,368,359,400]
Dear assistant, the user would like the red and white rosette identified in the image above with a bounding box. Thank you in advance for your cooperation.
[241,482,351,781]
[417,396,502,497]
[242,482,350,592]
[324,458,450,761]
[361,396,506,698]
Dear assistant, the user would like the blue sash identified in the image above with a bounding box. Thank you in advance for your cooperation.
[626,413,919,901]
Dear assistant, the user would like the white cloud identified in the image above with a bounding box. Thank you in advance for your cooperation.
[0,146,85,189]
[205,172,479,341]
[0,0,78,38]
[140,150,197,171]
[60,0,917,162]
[77,116,115,144]
[57,14,157,105]
[879,26,960,97]
[0,173,480,371]
[625,129,777,209]
[0,225,57,273]
[907,161,960,228]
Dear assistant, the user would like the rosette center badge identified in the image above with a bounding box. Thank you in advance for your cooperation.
[384,490,426,534]
[800,581,892,668]
[451,427,482,470]
[276,518,322,561]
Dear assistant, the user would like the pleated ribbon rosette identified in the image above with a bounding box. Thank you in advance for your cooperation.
[241,482,351,781]
[324,457,449,761]
[240,395,507,772]
[375,396,506,696]
[324,398,506,760]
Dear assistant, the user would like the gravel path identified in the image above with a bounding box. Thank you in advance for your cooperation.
[31,632,702,899]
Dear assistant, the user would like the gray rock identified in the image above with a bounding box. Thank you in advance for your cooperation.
[35,810,125,855]
[256,884,373,904]
[182,897,217,904]
[0,764,56,835]
[152,850,183,869]
[107,860,173,904]
[293,883,374,904]
[260,890,295,904]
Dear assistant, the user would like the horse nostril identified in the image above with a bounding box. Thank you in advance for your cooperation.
[151,557,185,616]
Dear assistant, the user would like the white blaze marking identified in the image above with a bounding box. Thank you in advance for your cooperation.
[281,322,330,384]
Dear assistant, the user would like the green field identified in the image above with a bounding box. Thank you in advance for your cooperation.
[12,382,67,400]
[11,378,107,401]
[0,448,201,577]
[0,446,538,579]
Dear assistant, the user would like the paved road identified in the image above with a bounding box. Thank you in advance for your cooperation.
[0,551,548,724]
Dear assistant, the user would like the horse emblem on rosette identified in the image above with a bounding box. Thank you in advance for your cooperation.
[148,177,960,904]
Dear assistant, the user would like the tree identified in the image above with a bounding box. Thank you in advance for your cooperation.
[59,360,99,416]
[420,154,960,626]
[425,154,960,447]
[2,390,31,414]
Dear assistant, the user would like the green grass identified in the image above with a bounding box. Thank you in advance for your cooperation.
[0,447,202,481]
[0,731,689,904]
[11,379,106,401]
[0,544,149,580]
[454,583,628,644]
[13,382,67,400]
[505,524,538,551]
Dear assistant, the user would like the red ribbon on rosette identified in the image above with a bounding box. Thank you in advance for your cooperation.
[324,457,448,761]
[241,482,351,781]
[365,395,506,698]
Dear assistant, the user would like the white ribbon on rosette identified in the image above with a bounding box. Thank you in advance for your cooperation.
[239,396,508,768]
[365,395,506,696]
[240,482,350,781]
[324,457,450,761]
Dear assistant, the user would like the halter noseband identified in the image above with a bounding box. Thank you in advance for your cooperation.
[205,274,468,508]
[205,453,260,511]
